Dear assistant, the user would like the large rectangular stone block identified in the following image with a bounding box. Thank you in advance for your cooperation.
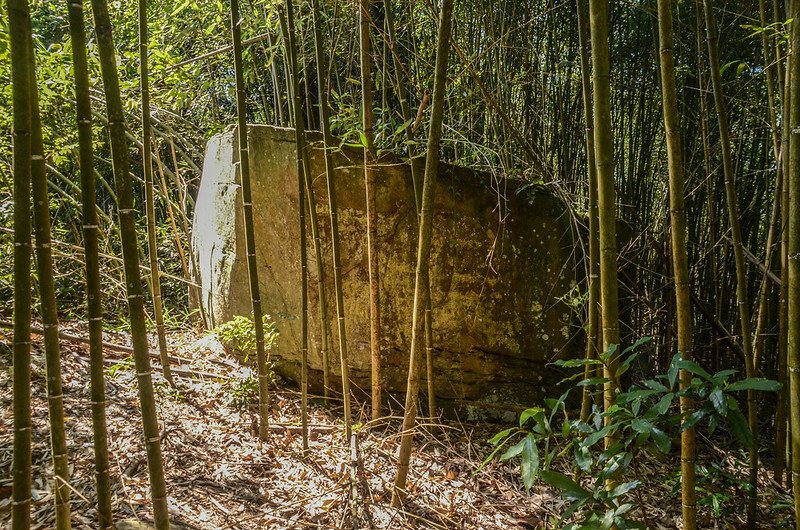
[192,125,577,416]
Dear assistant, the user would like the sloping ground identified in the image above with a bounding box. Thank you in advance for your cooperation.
[0,325,792,529]
[0,325,564,529]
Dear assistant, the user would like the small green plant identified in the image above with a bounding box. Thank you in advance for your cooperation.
[106,355,134,378]
[214,314,278,363]
[484,338,780,529]
[226,371,261,411]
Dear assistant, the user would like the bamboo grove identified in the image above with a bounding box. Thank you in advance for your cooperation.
[2,0,800,527]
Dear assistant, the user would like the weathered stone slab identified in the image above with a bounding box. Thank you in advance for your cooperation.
[192,125,576,415]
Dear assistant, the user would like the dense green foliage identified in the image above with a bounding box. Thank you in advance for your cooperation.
[487,341,781,528]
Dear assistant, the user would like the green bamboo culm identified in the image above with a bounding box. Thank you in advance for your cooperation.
[282,0,334,443]
[786,2,800,526]
[26,19,73,530]
[588,0,621,453]
[774,0,792,486]
[282,0,310,450]
[309,0,354,431]
[383,0,437,418]
[392,0,454,508]
[66,0,113,525]
[575,0,600,424]
[89,0,171,526]
[139,0,174,386]
[229,0,271,439]
[655,0,697,526]
[8,0,34,527]
[359,0,383,420]
[277,2,333,407]
[702,1,760,525]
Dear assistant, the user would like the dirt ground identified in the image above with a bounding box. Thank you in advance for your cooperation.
[0,324,792,529]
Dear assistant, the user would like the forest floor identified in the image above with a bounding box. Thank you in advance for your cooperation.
[0,323,793,529]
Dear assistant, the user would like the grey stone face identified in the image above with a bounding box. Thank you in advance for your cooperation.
[192,125,577,413]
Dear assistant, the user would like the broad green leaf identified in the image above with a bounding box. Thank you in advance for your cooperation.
[500,437,526,461]
[555,358,602,368]
[711,369,738,384]
[584,423,616,448]
[655,392,674,415]
[519,406,545,428]
[726,406,753,448]
[487,427,514,446]
[574,444,592,471]
[621,336,651,355]
[710,388,726,415]
[394,118,414,135]
[680,409,706,432]
[601,343,619,362]
[520,434,539,490]
[577,377,609,387]
[171,0,194,16]
[676,359,712,381]
[601,508,616,530]
[667,354,680,389]
[644,379,669,392]
[727,378,780,392]
[609,480,640,499]
[651,427,671,453]
[631,418,654,434]
[540,470,591,501]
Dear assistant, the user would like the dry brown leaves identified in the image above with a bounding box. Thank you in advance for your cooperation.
[1,325,792,529]
[0,324,561,529]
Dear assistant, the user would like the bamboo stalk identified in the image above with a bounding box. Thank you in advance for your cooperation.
[282,0,310,451]
[384,0,437,418]
[64,7,114,522]
[309,0,353,433]
[588,0,621,454]
[229,0,271,439]
[702,1,760,525]
[360,0,383,420]
[8,1,34,526]
[575,0,600,424]
[785,0,800,523]
[139,0,174,386]
[656,0,696,525]
[392,0,453,507]
[89,0,170,525]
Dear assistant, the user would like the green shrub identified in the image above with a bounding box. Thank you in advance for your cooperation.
[484,338,780,529]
